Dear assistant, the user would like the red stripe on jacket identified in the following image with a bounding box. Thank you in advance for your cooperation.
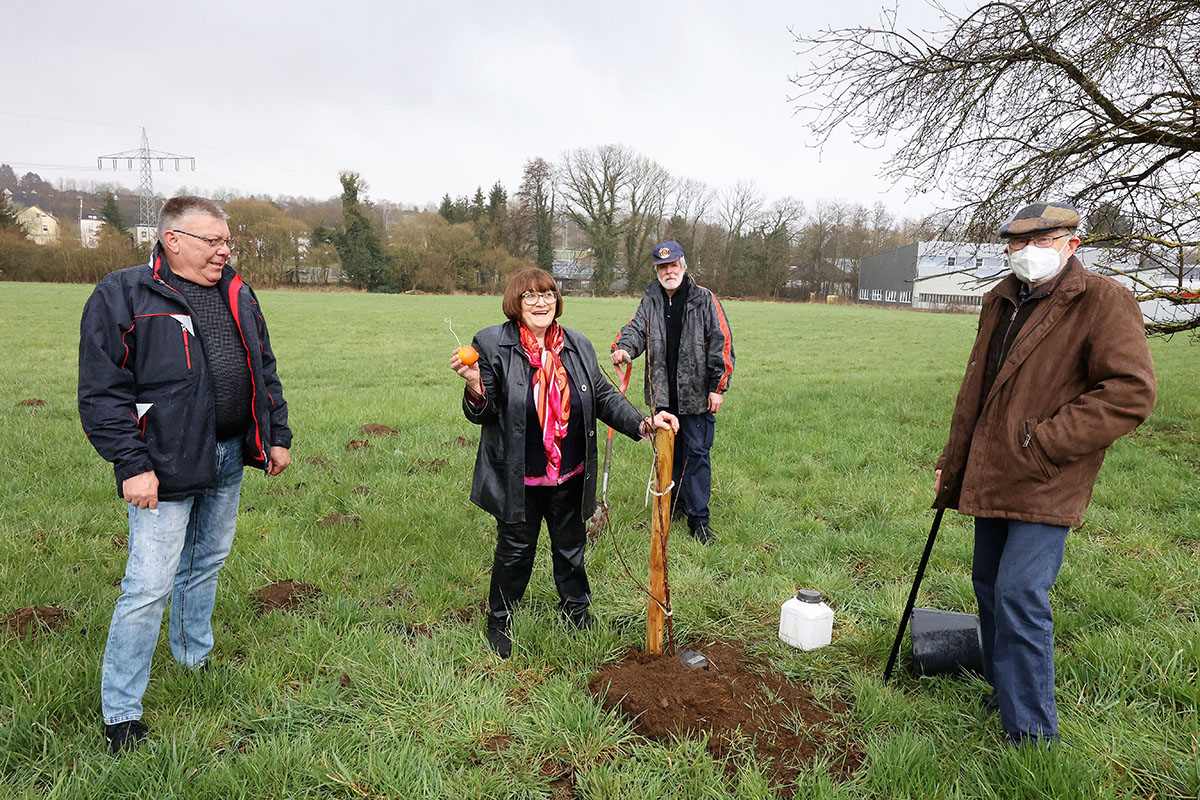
[226,274,265,461]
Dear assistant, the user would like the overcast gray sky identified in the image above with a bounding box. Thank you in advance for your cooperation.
[2,0,949,214]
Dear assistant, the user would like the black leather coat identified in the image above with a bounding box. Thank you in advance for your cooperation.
[462,321,645,524]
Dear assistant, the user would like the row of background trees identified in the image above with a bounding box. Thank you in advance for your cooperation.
[3,0,1198,332]
[0,151,932,300]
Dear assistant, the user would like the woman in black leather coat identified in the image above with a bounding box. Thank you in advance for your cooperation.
[450,269,677,658]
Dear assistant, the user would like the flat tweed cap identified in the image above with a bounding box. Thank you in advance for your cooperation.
[999,202,1080,238]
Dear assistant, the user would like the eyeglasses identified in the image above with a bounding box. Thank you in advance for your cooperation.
[172,229,238,252]
[520,291,558,305]
[1006,232,1071,252]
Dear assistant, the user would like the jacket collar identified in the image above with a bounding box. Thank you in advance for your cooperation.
[497,319,577,354]
[148,242,237,299]
[644,272,699,304]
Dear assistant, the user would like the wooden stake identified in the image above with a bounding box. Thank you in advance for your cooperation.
[646,427,674,654]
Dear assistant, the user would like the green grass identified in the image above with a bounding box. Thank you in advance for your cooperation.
[0,282,1196,799]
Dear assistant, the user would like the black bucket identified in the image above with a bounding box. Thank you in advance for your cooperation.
[909,608,984,676]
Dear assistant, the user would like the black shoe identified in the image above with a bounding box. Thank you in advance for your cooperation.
[564,608,593,630]
[688,522,714,544]
[486,626,512,659]
[105,720,148,755]
[671,507,688,524]
[981,691,999,716]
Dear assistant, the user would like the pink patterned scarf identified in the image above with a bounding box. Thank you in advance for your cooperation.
[519,321,571,481]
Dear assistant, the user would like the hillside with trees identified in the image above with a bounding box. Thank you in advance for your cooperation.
[0,147,931,298]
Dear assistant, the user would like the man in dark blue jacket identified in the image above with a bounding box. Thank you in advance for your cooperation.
[78,196,292,754]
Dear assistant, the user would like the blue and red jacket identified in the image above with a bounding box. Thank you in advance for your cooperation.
[78,245,292,500]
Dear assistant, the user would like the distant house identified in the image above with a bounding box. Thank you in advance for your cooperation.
[16,205,59,245]
[79,215,104,248]
[552,249,595,294]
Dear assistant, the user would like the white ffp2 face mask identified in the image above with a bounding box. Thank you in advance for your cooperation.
[1008,239,1067,284]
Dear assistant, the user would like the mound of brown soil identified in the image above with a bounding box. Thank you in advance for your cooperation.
[345,439,371,451]
[361,423,398,436]
[253,580,321,615]
[3,605,69,636]
[16,398,46,407]
[304,456,328,468]
[588,642,863,790]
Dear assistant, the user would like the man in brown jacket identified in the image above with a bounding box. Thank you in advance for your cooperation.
[934,201,1155,744]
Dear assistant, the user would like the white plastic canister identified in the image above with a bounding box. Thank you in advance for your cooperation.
[778,589,834,650]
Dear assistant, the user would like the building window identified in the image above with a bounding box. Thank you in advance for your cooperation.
[975,257,984,268]
[858,289,869,300]
[946,256,957,268]
[871,289,883,301]
[918,293,983,307]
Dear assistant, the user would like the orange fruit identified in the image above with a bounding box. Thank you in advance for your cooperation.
[457,345,479,366]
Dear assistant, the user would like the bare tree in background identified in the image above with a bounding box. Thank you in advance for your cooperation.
[663,178,715,274]
[716,180,766,294]
[761,198,804,297]
[623,156,673,280]
[791,0,1200,335]
[559,144,635,295]
[514,157,556,272]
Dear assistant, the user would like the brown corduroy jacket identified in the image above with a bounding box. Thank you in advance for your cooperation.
[934,257,1156,527]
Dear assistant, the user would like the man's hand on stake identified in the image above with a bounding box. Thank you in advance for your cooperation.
[934,468,942,495]
[611,348,632,367]
[123,470,159,509]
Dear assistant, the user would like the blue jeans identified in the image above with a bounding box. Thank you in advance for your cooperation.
[973,517,1068,743]
[671,412,715,527]
[101,437,243,725]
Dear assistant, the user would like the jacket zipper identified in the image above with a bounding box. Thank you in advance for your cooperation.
[1000,304,1021,361]
[1022,420,1053,476]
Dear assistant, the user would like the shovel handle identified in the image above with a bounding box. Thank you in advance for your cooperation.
[606,363,633,441]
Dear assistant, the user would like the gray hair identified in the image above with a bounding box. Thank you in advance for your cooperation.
[158,196,227,241]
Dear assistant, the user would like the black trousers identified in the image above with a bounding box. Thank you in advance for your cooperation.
[488,475,590,628]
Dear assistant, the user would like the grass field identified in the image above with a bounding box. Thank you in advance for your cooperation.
[0,281,1196,799]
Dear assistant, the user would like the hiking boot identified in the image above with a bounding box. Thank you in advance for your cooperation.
[105,720,148,755]
[486,625,512,659]
[688,522,714,545]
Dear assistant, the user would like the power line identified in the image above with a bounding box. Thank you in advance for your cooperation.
[0,110,135,129]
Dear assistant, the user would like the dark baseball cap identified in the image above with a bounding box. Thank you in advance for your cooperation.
[652,241,684,265]
[999,202,1081,238]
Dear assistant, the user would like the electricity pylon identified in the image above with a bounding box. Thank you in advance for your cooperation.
[97,128,196,229]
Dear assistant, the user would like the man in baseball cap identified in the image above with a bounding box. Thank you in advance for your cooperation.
[933,201,1155,744]
[610,241,734,544]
